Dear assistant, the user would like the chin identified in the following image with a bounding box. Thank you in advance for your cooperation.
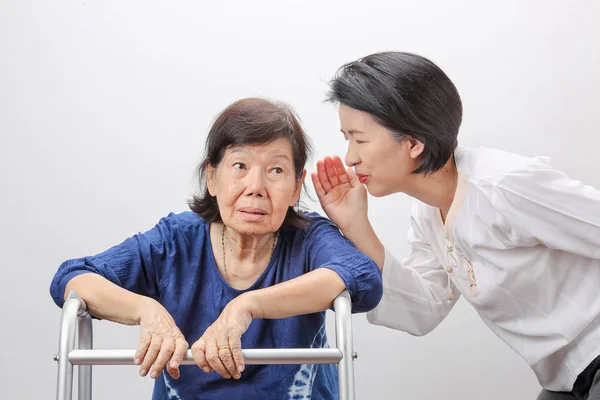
[365,184,384,197]
[233,219,281,236]
[366,183,395,198]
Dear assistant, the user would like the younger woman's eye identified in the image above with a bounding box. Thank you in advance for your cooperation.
[233,162,246,170]
[271,167,284,174]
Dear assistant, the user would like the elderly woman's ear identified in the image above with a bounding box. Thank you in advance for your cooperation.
[290,170,307,206]
[206,164,217,197]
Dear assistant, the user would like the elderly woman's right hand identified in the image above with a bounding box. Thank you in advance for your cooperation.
[134,298,188,380]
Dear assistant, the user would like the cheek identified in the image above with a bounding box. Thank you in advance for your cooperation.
[269,184,296,214]
[215,180,244,207]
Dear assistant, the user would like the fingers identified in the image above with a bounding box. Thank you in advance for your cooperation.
[150,338,176,379]
[311,172,326,199]
[316,160,332,192]
[192,338,212,374]
[218,344,239,379]
[134,332,151,368]
[205,338,231,379]
[140,336,162,377]
[324,156,340,187]
[166,337,188,380]
[229,334,244,377]
[332,156,350,185]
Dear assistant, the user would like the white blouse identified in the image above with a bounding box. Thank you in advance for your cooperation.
[367,146,600,391]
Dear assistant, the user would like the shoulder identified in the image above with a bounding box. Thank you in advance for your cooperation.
[456,146,552,184]
[299,210,334,225]
[148,211,208,242]
[165,211,206,227]
[456,146,560,200]
[289,211,340,236]
[279,211,345,244]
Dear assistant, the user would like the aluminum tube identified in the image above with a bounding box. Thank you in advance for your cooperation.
[69,348,342,366]
[56,293,84,400]
[333,291,355,400]
[77,314,93,400]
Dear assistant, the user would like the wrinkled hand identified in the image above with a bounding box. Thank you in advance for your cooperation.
[311,155,368,232]
[191,298,253,379]
[134,299,188,380]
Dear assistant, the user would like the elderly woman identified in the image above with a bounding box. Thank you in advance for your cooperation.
[312,52,600,400]
[50,98,383,399]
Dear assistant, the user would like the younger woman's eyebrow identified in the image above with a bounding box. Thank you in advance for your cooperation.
[341,129,365,135]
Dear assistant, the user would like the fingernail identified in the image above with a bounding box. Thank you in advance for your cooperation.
[150,371,157,379]
[202,367,210,373]
[140,369,147,376]
[238,365,244,372]
[134,358,140,365]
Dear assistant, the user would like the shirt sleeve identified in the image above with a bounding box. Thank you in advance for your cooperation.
[49,213,189,308]
[301,213,383,313]
[367,202,459,336]
[491,157,600,260]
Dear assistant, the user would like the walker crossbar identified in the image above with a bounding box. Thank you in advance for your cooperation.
[55,290,356,399]
[69,348,343,365]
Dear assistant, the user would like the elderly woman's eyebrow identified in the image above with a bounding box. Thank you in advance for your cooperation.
[267,152,291,161]
[228,148,291,162]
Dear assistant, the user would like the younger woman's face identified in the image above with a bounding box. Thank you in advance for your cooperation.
[338,104,424,196]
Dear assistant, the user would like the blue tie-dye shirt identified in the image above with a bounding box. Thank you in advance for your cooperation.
[50,211,382,399]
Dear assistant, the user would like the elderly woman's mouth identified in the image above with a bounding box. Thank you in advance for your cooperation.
[239,208,268,221]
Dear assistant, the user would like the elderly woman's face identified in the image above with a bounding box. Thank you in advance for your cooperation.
[207,138,305,236]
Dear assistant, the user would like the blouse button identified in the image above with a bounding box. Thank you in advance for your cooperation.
[445,265,454,273]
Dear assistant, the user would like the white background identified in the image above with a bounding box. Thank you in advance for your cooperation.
[1,1,599,399]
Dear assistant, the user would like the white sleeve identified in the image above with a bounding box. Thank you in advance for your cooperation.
[492,158,600,260]
[367,203,460,336]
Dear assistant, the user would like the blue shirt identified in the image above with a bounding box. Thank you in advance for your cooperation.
[50,211,382,399]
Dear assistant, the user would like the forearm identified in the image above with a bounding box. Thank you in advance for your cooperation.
[240,269,346,319]
[64,273,154,325]
[341,221,385,271]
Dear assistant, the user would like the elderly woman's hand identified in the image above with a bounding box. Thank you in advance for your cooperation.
[134,298,188,380]
[191,295,254,379]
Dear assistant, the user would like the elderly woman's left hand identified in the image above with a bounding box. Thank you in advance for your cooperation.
[191,295,254,379]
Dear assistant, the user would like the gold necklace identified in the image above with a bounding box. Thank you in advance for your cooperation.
[221,225,278,281]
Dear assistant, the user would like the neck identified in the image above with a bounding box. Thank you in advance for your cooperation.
[211,223,277,281]
[403,155,459,214]
[224,225,275,264]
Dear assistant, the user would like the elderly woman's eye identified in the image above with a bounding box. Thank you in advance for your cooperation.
[233,162,246,170]
[271,167,284,174]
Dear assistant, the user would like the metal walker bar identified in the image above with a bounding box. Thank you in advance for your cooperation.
[55,290,356,399]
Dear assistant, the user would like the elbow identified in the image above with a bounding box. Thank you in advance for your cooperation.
[366,311,439,336]
[350,270,384,314]
[366,295,450,336]
[49,263,68,308]
[49,259,96,308]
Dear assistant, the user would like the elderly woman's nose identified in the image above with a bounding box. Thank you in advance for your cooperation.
[244,169,267,196]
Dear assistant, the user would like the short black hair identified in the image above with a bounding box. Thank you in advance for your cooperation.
[327,51,462,174]
[189,98,311,229]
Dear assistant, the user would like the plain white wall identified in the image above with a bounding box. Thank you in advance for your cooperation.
[1,0,599,399]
